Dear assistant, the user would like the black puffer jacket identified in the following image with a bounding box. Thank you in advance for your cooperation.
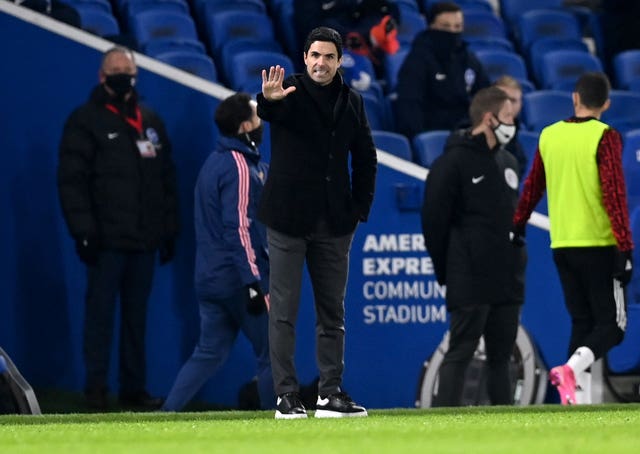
[57,85,178,251]
[421,130,526,309]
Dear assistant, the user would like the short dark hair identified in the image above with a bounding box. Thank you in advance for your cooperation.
[427,1,462,25]
[575,72,610,109]
[303,26,343,59]
[214,92,253,137]
[469,86,509,127]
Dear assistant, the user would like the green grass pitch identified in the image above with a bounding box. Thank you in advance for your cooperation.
[2,405,640,453]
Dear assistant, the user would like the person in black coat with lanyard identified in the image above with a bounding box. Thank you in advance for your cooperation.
[421,86,526,407]
[257,27,377,419]
[58,46,178,411]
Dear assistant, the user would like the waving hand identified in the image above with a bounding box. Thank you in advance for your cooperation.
[262,65,296,101]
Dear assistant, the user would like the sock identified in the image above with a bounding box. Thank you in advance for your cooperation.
[567,346,595,375]
[574,370,592,404]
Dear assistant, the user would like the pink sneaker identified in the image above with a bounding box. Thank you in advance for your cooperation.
[549,365,576,405]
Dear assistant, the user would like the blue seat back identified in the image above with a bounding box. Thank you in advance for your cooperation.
[516,9,581,51]
[372,130,413,161]
[613,50,640,90]
[412,130,450,167]
[540,50,602,90]
[154,50,218,82]
[76,8,120,37]
[463,10,508,43]
[206,10,275,56]
[228,51,294,92]
[528,38,589,85]
[130,11,197,48]
[475,49,528,82]
[521,90,573,132]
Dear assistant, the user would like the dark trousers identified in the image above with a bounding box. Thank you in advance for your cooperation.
[84,250,155,395]
[434,304,521,407]
[553,246,626,360]
[162,288,273,411]
[267,220,355,397]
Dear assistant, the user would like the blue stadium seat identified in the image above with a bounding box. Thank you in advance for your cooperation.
[124,0,189,29]
[539,50,602,91]
[516,9,582,52]
[396,9,427,47]
[423,0,493,13]
[205,10,276,57]
[528,38,589,86]
[371,130,413,161]
[144,38,206,57]
[130,11,198,48]
[467,37,514,53]
[602,91,640,135]
[521,90,573,132]
[64,0,113,13]
[341,50,384,100]
[499,0,563,28]
[220,39,283,85]
[622,129,640,205]
[412,130,450,167]
[362,93,391,131]
[196,0,266,17]
[228,51,294,92]
[384,48,409,94]
[462,10,508,44]
[613,50,640,90]
[75,8,120,37]
[154,51,218,82]
[474,49,528,82]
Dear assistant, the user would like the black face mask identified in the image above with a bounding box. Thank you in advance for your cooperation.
[104,73,136,99]
[239,124,263,148]
[429,29,463,57]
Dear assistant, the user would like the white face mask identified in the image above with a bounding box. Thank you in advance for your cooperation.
[493,121,517,145]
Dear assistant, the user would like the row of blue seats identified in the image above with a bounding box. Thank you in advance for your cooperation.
[363,88,640,137]
[373,128,640,199]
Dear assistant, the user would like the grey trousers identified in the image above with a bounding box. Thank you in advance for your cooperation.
[267,221,355,397]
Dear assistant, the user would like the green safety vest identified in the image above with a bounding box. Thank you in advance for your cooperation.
[539,119,616,249]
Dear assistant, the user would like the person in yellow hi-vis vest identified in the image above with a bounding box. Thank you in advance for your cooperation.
[511,72,633,405]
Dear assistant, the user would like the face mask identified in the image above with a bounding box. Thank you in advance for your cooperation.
[104,73,135,99]
[429,30,463,53]
[239,124,263,148]
[493,119,517,145]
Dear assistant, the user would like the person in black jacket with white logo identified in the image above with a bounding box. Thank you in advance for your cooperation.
[421,86,526,407]
[57,46,178,411]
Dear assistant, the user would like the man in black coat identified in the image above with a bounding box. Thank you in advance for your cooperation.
[421,86,526,407]
[58,46,178,411]
[257,27,377,419]
[395,1,490,139]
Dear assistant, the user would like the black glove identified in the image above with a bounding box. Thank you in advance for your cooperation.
[159,238,175,265]
[613,249,633,287]
[246,282,267,316]
[509,224,526,247]
[75,236,99,266]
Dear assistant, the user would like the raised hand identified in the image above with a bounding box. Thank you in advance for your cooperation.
[262,65,296,101]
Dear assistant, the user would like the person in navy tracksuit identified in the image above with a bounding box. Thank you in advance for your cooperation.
[162,93,273,411]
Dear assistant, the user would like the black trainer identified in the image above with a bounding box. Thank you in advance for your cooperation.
[314,392,368,418]
[275,392,308,419]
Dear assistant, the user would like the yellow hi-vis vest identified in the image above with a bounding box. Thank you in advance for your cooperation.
[539,119,616,249]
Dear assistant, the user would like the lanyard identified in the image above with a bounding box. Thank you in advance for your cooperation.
[105,104,143,137]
